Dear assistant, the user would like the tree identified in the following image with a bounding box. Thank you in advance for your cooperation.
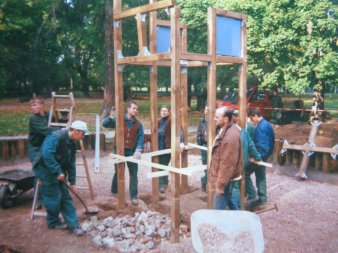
[214,0,338,96]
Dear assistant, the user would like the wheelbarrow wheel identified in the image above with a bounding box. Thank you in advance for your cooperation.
[0,185,15,209]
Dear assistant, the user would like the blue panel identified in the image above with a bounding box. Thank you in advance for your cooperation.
[156,26,171,53]
[216,16,242,57]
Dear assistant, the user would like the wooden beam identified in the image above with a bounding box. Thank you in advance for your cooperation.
[149,0,160,203]
[180,52,189,194]
[113,0,126,208]
[216,55,244,64]
[170,6,181,243]
[181,52,212,62]
[283,144,337,154]
[238,16,247,210]
[114,0,176,20]
[117,53,171,64]
[136,13,148,56]
[206,7,217,209]
[147,170,170,179]
[157,19,187,29]
[215,8,246,20]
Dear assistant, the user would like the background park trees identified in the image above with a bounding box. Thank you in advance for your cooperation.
[0,0,337,100]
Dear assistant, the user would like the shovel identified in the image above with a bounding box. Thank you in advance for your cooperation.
[63,181,99,215]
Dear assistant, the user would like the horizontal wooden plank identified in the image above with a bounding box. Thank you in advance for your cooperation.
[49,122,68,127]
[214,8,246,20]
[181,52,212,62]
[216,55,244,64]
[114,0,175,20]
[0,136,28,141]
[187,61,209,67]
[283,144,338,154]
[157,19,187,29]
[147,170,170,178]
[117,53,171,64]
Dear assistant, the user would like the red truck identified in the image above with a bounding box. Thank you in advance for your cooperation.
[219,86,272,120]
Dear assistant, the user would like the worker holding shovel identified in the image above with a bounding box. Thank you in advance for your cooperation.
[33,120,90,236]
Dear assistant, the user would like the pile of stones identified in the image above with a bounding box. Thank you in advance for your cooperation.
[79,210,171,252]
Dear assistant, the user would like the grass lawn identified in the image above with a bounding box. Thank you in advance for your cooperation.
[0,94,336,136]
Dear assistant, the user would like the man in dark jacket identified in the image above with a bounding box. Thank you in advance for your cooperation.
[102,101,144,205]
[33,120,90,236]
[28,97,56,167]
[197,106,208,192]
[208,107,243,210]
[271,90,283,124]
[28,97,57,209]
[157,105,171,193]
[230,110,262,209]
[246,108,275,209]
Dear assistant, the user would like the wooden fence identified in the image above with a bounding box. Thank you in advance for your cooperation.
[0,133,106,161]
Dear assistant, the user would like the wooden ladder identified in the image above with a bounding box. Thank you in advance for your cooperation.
[31,92,94,219]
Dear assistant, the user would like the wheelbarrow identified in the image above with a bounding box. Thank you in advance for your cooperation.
[0,169,35,208]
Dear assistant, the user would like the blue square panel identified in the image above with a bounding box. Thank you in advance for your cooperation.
[157,26,171,53]
[216,16,242,57]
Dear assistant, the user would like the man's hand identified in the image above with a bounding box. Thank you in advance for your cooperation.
[70,185,77,194]
[179,143,186,153]
[215,188,224,195]
[109,107,116,118]
[133,149,142,160]
[249,158,261,164]
[57,173,65,181]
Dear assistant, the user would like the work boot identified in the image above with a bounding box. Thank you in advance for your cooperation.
[131,198,138,205]
[52,224,68,230]
[72,227,84,236]
[159,186,166,194]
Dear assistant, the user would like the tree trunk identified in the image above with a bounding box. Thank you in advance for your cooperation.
[101,0,114,119]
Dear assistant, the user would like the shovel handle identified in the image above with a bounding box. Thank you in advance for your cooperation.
[62,180,90,212]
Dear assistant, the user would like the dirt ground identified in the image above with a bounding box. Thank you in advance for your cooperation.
[1,145,338,253]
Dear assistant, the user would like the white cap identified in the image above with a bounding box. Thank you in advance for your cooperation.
[70,120,90,135]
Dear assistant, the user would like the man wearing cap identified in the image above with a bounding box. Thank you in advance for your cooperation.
[33,120,90,236]
[230,110,261,209]
[209,106,243,210]
[102,101,144,205]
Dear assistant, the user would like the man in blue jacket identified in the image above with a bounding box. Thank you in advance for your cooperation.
[230,110,262,209]
[246,108,275,210]
[102,101,144,205]
[33,120,90,236]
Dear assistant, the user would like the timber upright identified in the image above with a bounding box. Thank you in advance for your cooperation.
[111,0,248,243]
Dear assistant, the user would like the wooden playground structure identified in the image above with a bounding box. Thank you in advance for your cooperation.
[111,0,247,242]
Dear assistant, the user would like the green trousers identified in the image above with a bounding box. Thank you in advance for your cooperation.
[245,164,267,203]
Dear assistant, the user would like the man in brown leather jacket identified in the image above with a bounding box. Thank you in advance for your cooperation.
[208,106,243,210]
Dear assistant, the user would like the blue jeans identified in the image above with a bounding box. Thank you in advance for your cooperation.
[111,148,138,199]
[213,182,234,210]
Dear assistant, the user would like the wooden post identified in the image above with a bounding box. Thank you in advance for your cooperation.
[9,141,17,159]
[18,139,26,158]
[113,0,126,208]
[322,154,331,173]
[1,141,9,160]
[149,0,160,203]
[293,151,300,169]
[180,25,189,194]
[238,16,247,210]
[297,120,320,179]
[170,6,182,243]
[314,153,323,170]
[286,150,293,166]
[273,139,282,164]
[206,7,217,209]
[136,13,148,55]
